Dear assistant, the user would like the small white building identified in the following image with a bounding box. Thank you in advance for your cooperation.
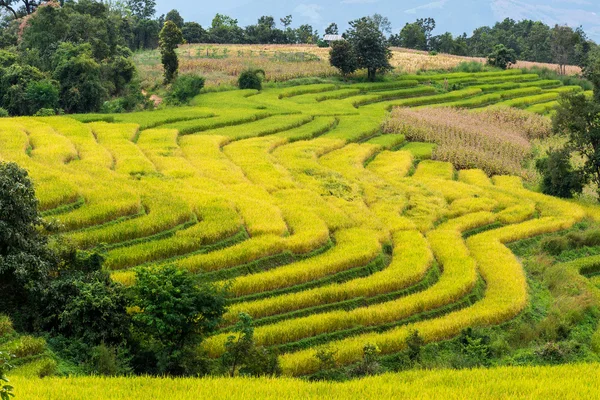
[323,34,344,44]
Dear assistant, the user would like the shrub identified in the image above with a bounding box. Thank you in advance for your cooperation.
[329,41,357,80]
[25,79,59,114]
[169,74,206,104]
[487,44,517,70]
[238,69,265,91]
[0,316,13,337]
[37,358,58,378]
[0,108,7,117]
[13,336,46,358]
[317,40,329,48]
[540,236,571,256]
[536,148,585,198]
[34,108,56,117]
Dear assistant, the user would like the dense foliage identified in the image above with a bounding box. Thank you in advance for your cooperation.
[390,17,595,68]
[159,20,184,84]
[0,1,143,115]
[487,44,517,70]
[345,17,392,81]
[237,69,265,90]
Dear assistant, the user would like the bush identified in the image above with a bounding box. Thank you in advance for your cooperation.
[0,316,14,337]
[536,147,585,199]
[169,74,205,104]
[37,358,58,378]
[317,40,329,48]
[25,79,59,114]
[0,108,7,117]
[540,236,571,256]
[13,336,46,358]
[238,69,265,91]
[487,44,517,70]
[34,108,57,117]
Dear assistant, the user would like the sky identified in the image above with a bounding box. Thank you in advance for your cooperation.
[155,0,600,42]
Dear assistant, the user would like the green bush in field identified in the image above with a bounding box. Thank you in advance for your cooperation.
[487,44,517,70]
[0,350,14,400]
[169,74,206,104]
[159,21,184,84]
[238,69,265,90]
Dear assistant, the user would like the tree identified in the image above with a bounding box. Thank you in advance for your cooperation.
[329,40,357,80]
[406,330,424,364]
[296,24,316,44]
[551,25,577,75]
[487,44,517,69]
[165,9,184,29]
[0,64,47,116]
[546,92,600,200]
[0,162,55,320]
[182,22,206,43]
[280,14,292,29]
[130,265,227,375]
[238,69,265,90]
[159,20,184,84]
[0,351,14,400]
[52,44,108,113]
[36,249,130,346]
[126,0,155,19]
[417,17,436,49]
[346,17,392,81]
[352,343,381,377]
[395,22,427,50]
[583,46,600,102]
[369,13,391,35]
[536,147,584,199]
[24,79,59,114]
[0,0,41,18]
[168,74,205,104]
[325,23,338,35]
[221,313,280,377]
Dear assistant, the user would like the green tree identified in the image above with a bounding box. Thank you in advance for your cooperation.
[280,15,292,29]
[24,79,59,114]
[546,92,600,200]
[329,40,357,80]
[0,162,55,320]
[346,17,392,81]
[52,44,107,113]
[168,74,205,104]
[221,313,280,377]
[551,25,577,75]
[36,249,130,346]
[126,0,155,19]
[536,147,585,198]
[583,46,600,102]
[238,68,265,90]
[352,343,381,377]
[159,21,184,84]
[395,22,427,50]
[165,9,184,29]
[0,351,14,400]
[325,22,338,35]
[130,265,227,375]
[182,22,206,43]
[0,64,46,115]
[406,330,424,364]
[487,44,517,69]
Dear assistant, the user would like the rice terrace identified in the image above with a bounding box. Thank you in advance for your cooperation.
[1,1,600,399]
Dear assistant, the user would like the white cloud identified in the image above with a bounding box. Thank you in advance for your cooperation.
[293,3,324,24]
[405,0,449,14]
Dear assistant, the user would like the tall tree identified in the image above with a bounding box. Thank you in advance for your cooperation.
[159,20,184,84]
[346,17,392,81]
[126,0,155,19]
[325,22,338,35]
[165,9,184,29]
[551,24,577,75]
[280,14,292,29]
[329,40,357,80]
[369,13,391,35]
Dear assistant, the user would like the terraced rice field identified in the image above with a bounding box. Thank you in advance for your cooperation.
[1,70,598,377]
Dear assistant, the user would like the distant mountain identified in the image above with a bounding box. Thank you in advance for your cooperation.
[156,0,600,42]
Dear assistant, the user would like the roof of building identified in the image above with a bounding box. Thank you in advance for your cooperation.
[323,34,344,41]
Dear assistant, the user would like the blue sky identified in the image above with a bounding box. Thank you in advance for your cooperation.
[155,0,600,41]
